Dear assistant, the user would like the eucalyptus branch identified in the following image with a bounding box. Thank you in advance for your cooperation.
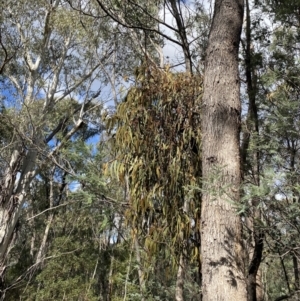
[26,200,77,221]
[54,49,113,104]
[0,30,16,74]
[94,0,184,48]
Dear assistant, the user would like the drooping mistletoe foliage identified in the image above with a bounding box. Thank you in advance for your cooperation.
[107,64,202,260]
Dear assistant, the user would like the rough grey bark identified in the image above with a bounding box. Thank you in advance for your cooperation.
[200,1,246,300]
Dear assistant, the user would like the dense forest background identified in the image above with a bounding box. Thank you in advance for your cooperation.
[0,0,300,300]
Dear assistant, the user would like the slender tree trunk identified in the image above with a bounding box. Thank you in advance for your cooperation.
[256,269,263,301]
[35,171,56,266]
[292,253,299,299]
[175,196,190,301]
[107,255,114,301]
[134,237,146,301]
[243,2,264,300]
[123,247,133,301]
[290,150,300,298]
[175,254,185,301]
[169,4,195,293]
[247,226,264,301]
[200,1,246,300]
[167,0,193,73]
[35,213,54,265]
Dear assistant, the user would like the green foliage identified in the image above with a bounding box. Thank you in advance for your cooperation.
[5,1,300,300]
[257,0,300,23]
[0,1,205,300]
[23,206,101,301]
[240,12,300,298]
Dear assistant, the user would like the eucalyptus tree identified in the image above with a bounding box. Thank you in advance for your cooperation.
[0,0,114,282]
[200,0,247,300]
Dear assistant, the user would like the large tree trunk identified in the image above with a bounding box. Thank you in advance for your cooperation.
[0,149,37,261]
[0,147,37,295]
[200,1,247,301]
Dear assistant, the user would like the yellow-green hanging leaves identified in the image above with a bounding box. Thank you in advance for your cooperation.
[107,63,202,260]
